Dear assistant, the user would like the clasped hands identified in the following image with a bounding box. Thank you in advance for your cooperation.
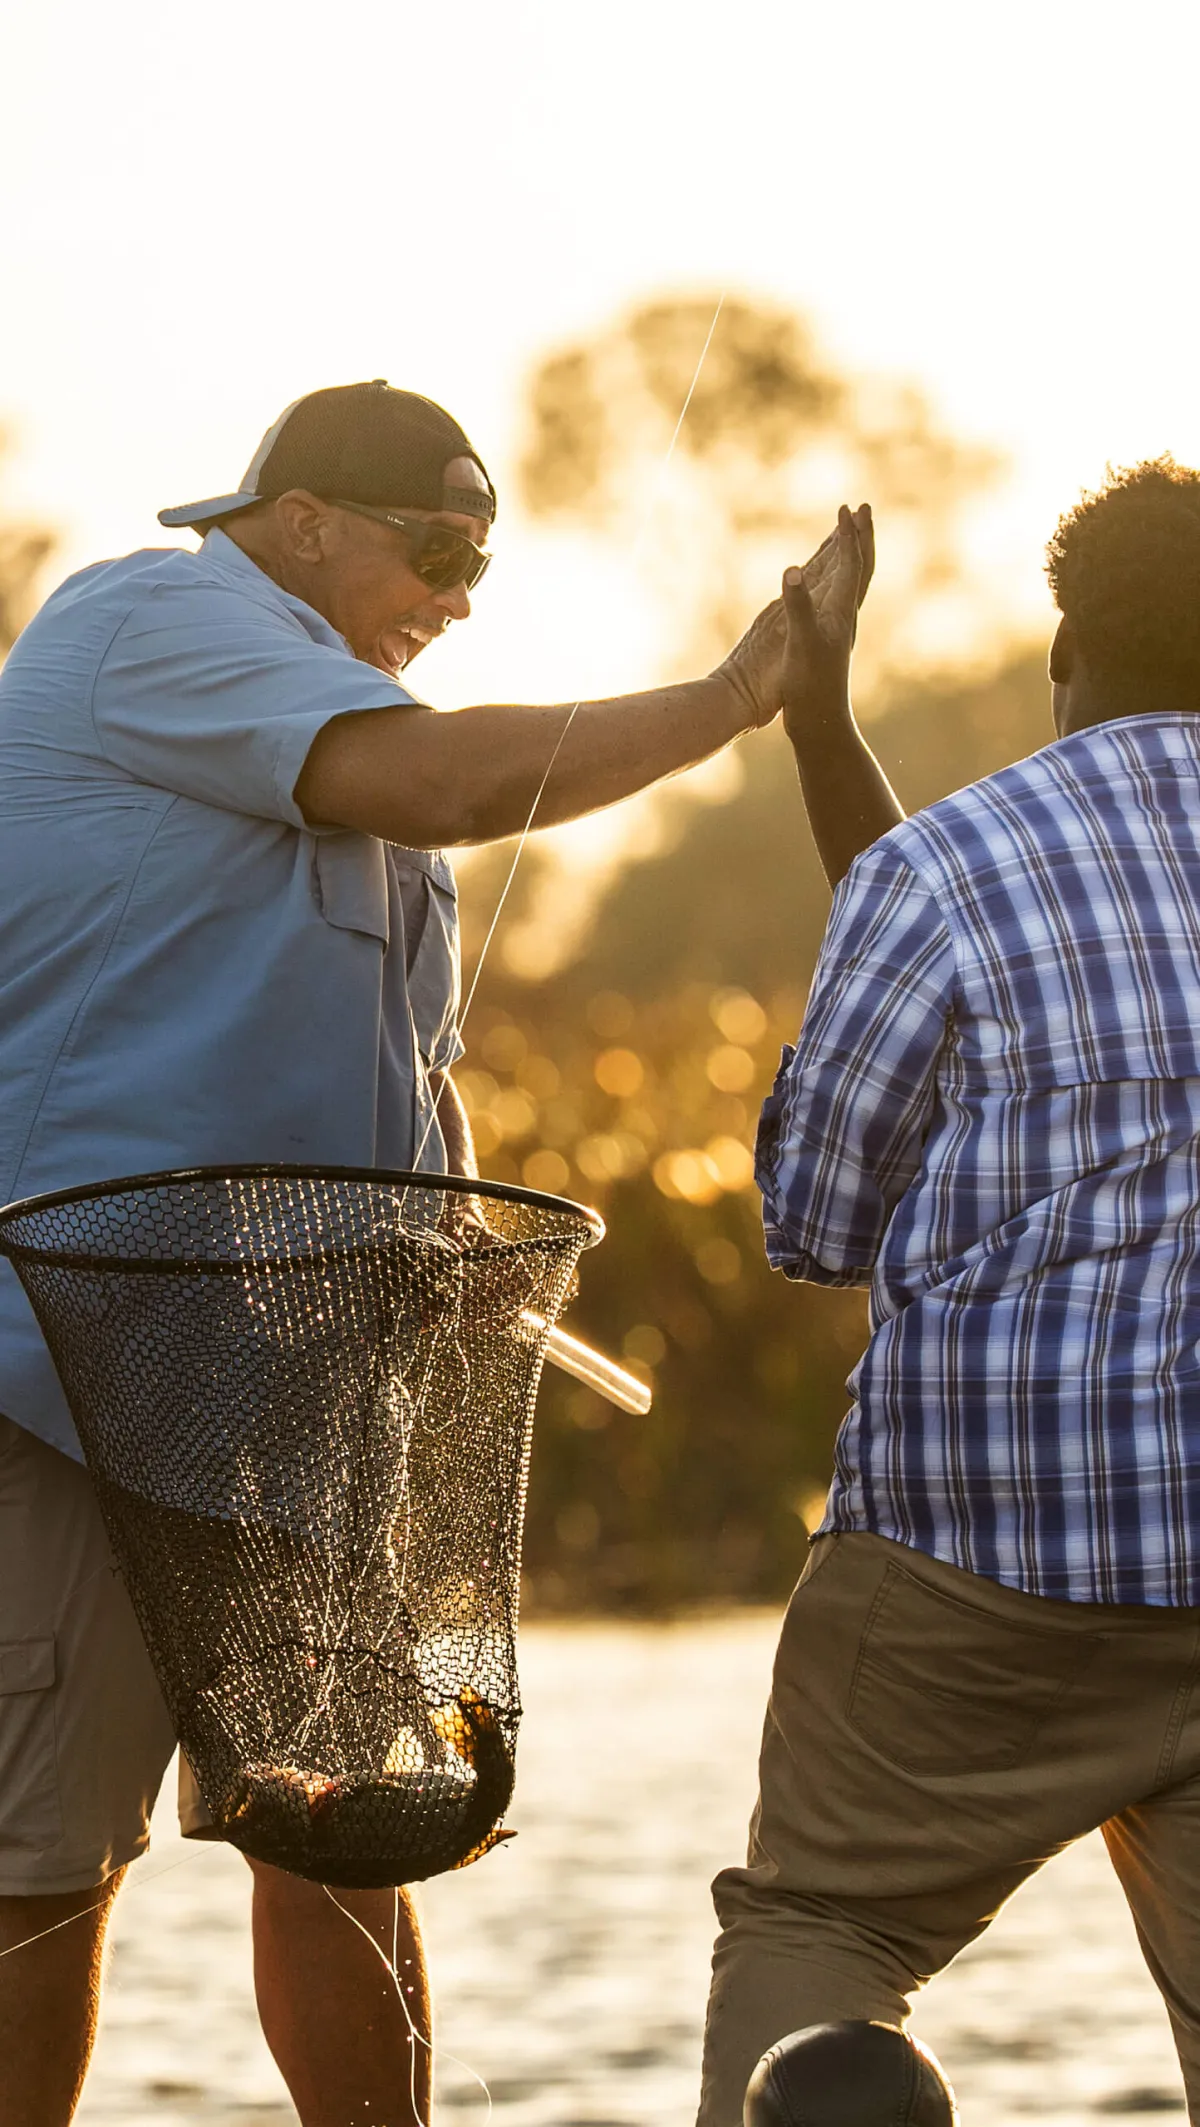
[713,503,874,735]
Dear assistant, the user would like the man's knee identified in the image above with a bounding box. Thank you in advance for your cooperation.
[244,1854,403,1897]
[714,1864,865,1943]
[244,1853,323,1902]
[244,1854,419,1934]
[712,1868,920,2009]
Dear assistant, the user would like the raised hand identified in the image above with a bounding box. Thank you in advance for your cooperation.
[777,502,904,888]
[712,506,875,731]
[780,504,872,735]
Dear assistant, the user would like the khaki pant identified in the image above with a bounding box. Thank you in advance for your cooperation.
[0,1415,211,1895]
[699,1530,1200,2127]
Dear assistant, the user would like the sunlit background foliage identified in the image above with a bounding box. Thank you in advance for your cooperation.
[458,294,1050,1610]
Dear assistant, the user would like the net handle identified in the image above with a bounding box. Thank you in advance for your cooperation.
[525,1314,653,1415]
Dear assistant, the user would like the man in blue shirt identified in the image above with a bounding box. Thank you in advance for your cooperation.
[698,467,1200,2125]
[0,379,868,2126]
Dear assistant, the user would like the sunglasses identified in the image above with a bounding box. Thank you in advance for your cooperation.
[331,499,492,592]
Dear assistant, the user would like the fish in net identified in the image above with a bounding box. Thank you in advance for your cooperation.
[0,1165,601,1888]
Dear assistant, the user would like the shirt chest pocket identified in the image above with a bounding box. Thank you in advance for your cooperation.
[312,833,390,945]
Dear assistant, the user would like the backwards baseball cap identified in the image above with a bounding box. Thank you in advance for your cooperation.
[158,380,496,531]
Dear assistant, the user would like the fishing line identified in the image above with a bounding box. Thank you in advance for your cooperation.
[306,302,731,2120]
[0,1842,202,1961]
[407,289,728,1185]
[323,1883,494,2127]
[354,298,731,1758]
[455,289,726,1044]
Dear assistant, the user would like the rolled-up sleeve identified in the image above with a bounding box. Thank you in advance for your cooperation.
[91,579,414,825]
[756,840,956,1284]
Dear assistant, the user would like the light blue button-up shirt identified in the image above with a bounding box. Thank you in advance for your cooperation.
[0,529,464,1457]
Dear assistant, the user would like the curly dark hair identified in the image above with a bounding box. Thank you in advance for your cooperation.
[1046,457,1200,706]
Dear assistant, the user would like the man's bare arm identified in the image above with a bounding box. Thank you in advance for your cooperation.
[295,674,757,847]
[780,506,904,887]
[293,558,842,846]
[790,699,904,890]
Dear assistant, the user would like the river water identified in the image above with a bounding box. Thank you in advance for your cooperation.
[77,1614,1186,2125]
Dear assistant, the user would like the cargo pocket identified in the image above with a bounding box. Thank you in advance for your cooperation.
[847,1563,1098,1776]
[0,1638,62,1850]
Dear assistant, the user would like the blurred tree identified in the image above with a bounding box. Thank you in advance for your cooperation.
[519,292,1004,679]
[458,294,1053,1611]
[0,427,54,656]
[461,655,1053,1612]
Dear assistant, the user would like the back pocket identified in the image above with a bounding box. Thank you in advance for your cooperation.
[0,1637,63,1850]
[847,1564,1098,1776]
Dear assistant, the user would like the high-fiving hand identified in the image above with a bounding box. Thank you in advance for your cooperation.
[713,504,874,731]
[780,503,873,737]
[778,502,904,887]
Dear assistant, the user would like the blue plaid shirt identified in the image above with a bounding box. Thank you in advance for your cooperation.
[757,713,1200,1605]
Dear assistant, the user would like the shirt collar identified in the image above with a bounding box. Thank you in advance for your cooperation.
[197,528,350,652]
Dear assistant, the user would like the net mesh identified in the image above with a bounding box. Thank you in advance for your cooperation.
[0,1166,600,1888]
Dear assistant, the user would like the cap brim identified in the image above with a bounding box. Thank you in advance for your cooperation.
[157,492,263,529]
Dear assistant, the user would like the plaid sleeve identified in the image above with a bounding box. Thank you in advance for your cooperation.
[756,840,955,1284]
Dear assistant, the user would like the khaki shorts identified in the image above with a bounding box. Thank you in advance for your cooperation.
[0,1412,213,1895]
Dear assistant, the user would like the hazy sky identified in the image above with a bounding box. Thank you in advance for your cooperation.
[5,0,1200,723]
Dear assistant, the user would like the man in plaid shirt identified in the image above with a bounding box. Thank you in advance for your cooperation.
[699,465,1200,2125]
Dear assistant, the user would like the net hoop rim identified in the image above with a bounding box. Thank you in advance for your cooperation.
[0,1160,605,1272]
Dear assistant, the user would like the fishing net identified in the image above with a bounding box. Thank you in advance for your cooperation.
[0,1165,601,1889]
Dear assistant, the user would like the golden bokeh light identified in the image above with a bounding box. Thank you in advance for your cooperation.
[567,1390,612,1433]
[705,1136,756,1192]
[593,1047,645,1098]
[705,1043,756,1093]
[652,1150,723,1205]
[515,1053,561,1099]
[623,1323,667,1367]
[456,1069,500,1113]
[695,1237,743,1286]
[575,1132,648,1183]
[480,1021,528,1073]
[710,989,768,1046]
[522,1148,571,1195]
[491,1086,538,1141]
[586,991,636,1039]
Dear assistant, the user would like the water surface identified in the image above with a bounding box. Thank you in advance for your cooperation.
[78,1615,1185,2124]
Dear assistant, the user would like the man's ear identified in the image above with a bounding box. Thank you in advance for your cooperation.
[275,490,331,564]
[1048,615,1075,685]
